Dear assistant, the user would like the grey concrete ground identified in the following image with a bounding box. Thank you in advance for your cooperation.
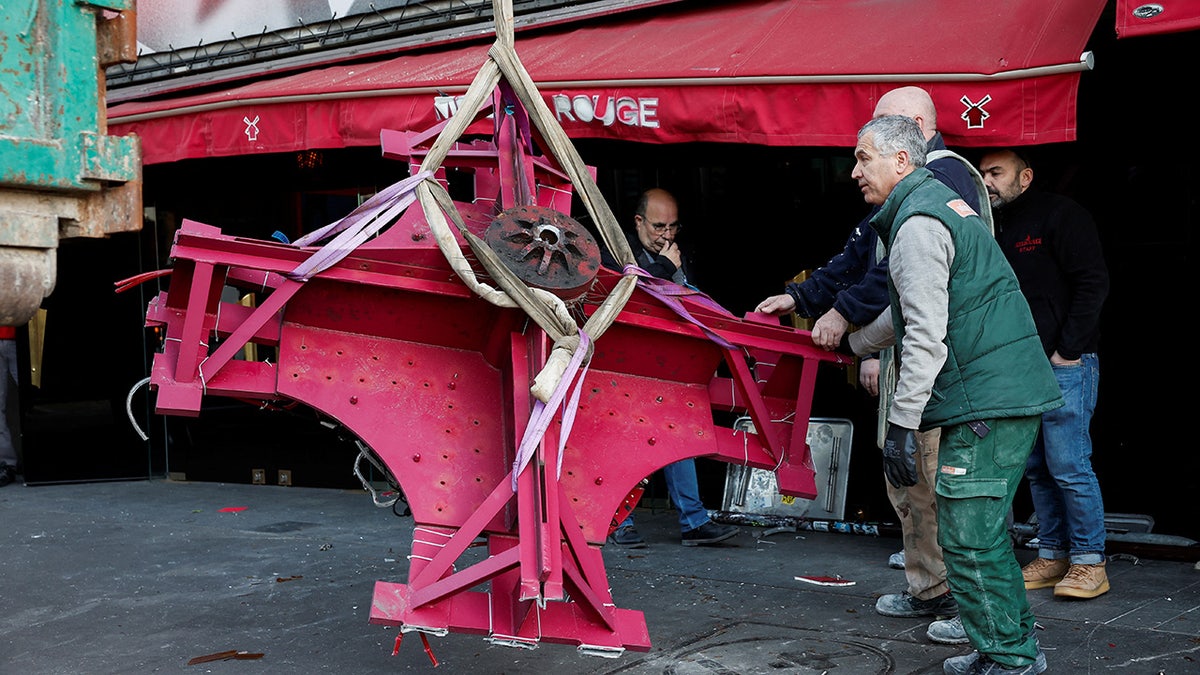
[1,479,1197,674]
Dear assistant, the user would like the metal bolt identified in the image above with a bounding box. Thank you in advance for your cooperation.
[349,396,358,405]
[412,454,421,462]
[594,477,603,485]
[648,437,657,446]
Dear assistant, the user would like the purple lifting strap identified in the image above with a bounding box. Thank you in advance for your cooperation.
[623,264,737,350]
[287,170,433,281]
[511,330,592,491]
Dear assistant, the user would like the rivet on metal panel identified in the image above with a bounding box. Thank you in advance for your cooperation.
[412,454,421,462]
[349,396,358,405]
[647,437,656,446]
[594,477,603,485]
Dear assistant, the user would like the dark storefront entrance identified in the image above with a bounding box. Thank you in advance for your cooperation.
[9,2,1199,543]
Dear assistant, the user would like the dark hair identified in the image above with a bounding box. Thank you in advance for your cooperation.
[1010,147,1034,173]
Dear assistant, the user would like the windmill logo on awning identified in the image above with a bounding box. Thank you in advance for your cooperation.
[960,95,991,129]
[434,95,463,120]
[243,115,261,141]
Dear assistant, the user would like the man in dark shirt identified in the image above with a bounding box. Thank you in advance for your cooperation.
[979,149,1111,599]
[0,324,16,487]
[600,188,738,548]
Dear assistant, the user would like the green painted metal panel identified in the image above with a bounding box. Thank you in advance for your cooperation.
[0,0,135,192]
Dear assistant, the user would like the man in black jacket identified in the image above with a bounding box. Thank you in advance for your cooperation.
[979,148,1111,599]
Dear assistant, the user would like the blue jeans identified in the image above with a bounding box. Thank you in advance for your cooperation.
[620,458,710,533]
[1026,353,1105,565]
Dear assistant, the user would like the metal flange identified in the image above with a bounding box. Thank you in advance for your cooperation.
[484,204,600,300]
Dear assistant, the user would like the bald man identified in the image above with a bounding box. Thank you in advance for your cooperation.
[755,86,986,644]
[599,188,739,548]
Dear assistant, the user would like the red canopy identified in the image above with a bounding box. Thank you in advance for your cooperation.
[1115,0,1200,37]
[109,0,1107,165]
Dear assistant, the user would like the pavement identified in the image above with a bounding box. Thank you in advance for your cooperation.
[2,478,1198,674]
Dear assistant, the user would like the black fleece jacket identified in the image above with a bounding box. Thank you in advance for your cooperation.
[994,189,1109,360]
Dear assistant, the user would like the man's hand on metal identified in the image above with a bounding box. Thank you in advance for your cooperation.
[754,294,796,316]
[810,308,849,351]
[882,423,918,488]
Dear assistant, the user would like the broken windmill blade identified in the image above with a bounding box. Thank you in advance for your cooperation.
[119,0,849,659]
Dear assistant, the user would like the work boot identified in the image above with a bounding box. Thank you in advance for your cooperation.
[942,649,1046,674]
[1054,561,1110,599]
[1021,557,1069,589]
[926,615,969,644]
[875,590,957,618]
[888,550,906,569]
[680,521,738,546]
[607,524,646,548]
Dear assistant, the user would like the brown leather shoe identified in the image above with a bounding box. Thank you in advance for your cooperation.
[1022,557,1069,589]
[1054,561,1110,599]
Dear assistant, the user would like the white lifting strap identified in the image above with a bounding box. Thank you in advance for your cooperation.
[874,149,994,448]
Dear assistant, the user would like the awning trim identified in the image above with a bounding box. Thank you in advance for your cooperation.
[110,0,1108,159]
[109,53,1093,126]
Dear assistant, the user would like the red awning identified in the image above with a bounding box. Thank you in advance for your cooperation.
[109,0,1107,165]
[1115,0,1200,37]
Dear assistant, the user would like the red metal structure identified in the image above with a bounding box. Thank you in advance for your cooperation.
[126,10,848,657]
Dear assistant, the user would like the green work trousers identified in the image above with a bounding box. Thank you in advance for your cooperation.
[935,416,1041,668]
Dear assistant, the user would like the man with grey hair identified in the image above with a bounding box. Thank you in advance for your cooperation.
[756,88,988,642]
[842,115,1062,675]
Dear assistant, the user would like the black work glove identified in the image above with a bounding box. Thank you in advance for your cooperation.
[882,424,919,488]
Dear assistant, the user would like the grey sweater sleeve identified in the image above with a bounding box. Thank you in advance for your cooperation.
[883,215,953,430]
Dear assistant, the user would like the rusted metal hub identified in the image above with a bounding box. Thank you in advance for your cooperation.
[484,204,600,300]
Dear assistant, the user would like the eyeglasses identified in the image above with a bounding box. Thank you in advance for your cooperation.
[641,218,682,234]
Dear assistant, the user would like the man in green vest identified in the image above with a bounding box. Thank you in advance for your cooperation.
[840,115,1063,675]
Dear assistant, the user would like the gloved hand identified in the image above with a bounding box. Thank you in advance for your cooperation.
[882,424,919,488]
